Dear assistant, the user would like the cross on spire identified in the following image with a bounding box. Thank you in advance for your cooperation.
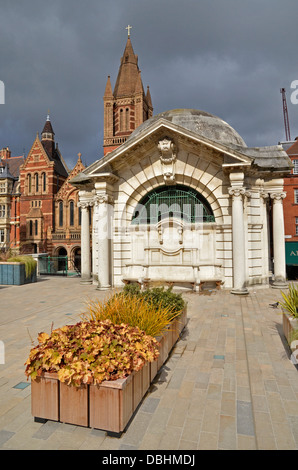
[126,25,132,37]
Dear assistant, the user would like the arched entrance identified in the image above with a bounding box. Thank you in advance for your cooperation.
[125,184,219,289]
[57,247,67,272]
[73,247,81,272]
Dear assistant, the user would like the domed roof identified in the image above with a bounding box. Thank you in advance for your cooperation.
[128,108,247,147]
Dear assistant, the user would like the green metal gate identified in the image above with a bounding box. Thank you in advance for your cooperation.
[39,256,68,276]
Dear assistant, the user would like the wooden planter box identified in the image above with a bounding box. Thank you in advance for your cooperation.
[31,307,187,434]
[282,312,298,351]
[0,262,37,285]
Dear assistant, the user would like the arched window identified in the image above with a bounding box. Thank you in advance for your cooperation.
[125,108,130,131]
[35,173,39,192]
[42,173,46,192]
[59,201,63,227]
[69,201,74,226]
[132,185,215,225]
[28,174,32,194]
[120,108,124,131]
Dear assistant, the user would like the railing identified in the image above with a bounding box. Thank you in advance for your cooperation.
[51,231,81,241]
[104,137,127,146]
[39,256,68,276]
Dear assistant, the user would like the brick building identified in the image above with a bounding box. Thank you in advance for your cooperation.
[48,152,86,271]
[283,137,298,277]
[0,147,24,252]
[103,34,153,156]
[19,114,69,254]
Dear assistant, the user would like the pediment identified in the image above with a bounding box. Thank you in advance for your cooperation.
[22,135,52,169]
[86,118,252,178]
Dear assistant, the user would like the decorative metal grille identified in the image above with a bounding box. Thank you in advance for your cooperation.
[132,185,215,224]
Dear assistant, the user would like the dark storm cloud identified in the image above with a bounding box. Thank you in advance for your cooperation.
[0,0,297,168]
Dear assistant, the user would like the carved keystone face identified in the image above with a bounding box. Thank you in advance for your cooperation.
[158,138,172,152]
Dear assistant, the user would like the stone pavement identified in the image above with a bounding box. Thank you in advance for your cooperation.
[0,276,298,450]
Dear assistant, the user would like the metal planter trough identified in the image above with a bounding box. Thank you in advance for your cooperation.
[0,261,37,285]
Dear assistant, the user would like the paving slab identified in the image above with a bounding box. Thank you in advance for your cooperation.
[0,276,298,450]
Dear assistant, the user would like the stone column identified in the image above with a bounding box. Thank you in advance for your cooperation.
[271,192,287,288]
[228,187,249,295]
[95,194,113,290]
[78,201,92,284]
[260,191,270,281]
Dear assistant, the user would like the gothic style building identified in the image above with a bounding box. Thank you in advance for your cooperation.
[19,115,69,254]
[15,114,86,270]
[72,34,292,293]
[0,147,24,251]
[103,34,153,156]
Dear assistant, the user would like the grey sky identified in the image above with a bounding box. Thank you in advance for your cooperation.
[0,0,297,169]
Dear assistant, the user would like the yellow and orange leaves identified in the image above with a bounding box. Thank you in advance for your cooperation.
[25,319,159,387]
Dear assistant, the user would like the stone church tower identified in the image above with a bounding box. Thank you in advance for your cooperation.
[103,30,153,155]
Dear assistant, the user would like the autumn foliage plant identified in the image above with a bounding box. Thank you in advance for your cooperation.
[25,319,159,387]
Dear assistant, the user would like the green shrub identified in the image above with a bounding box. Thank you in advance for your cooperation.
[122,284,186,315]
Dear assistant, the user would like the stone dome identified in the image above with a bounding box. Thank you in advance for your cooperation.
[128,108,247,147]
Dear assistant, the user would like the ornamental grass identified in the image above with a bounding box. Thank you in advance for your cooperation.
[7,255,37,279]
[279,283,298,319]
[81,291,182,338]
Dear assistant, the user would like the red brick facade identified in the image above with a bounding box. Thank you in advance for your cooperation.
[48,153,86,271]
[103,37,153,155]
[19,120,68,254]
[283,139,298,239]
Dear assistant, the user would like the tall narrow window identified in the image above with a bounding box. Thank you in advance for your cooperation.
[59,201,63,227]
[28,174,32,193]
[78,206,81,226]
[42,172,46,192]
[35,220,38,236]
[125,108,130,131]
[69,201,74,226]
[35,173,39,192]
[120,108,124,131]
[29,220,33,236]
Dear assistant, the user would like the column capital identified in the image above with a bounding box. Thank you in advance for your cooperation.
[260,191,270,200]
[78,201,93,209]
[270,192,286,201]
[94,194,114,205]
[228,187,246,198]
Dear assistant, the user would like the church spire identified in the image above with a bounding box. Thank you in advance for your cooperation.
[104,75,113,99]
[41,112,55,158]
[113,36,139,99]
[103,29,153,156]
